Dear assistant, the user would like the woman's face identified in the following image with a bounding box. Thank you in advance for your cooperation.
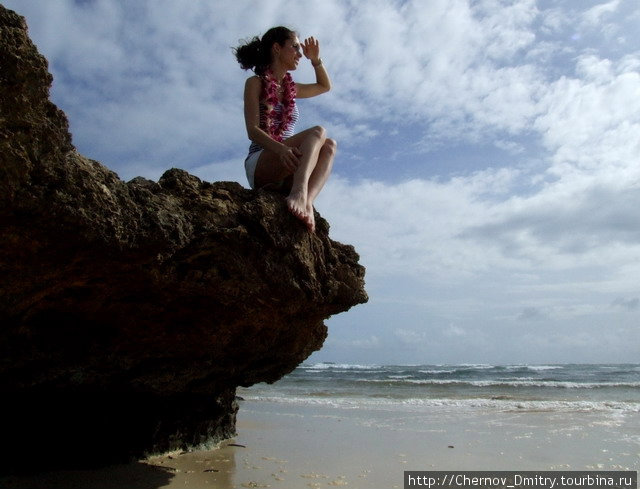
[277,36,302,70]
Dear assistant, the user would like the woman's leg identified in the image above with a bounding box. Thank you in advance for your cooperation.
[285,126,326,230]
[304,138,336,232]
[307,138,336,206]
[253,126,332,232]
[253,126,326,188]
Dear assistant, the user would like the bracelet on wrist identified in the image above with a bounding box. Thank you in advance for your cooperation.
[311,58,323,67]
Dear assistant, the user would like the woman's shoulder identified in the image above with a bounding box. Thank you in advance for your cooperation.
[245,74,263,89]
[244,75,263,95]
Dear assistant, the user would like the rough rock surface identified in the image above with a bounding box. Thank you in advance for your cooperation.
[0,5,367,471]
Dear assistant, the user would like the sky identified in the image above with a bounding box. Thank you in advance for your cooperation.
[5,0,640,365]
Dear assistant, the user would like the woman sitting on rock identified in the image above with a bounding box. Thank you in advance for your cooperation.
[234,26,334,233]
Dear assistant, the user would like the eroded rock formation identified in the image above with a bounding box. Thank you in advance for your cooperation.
[0,4,367,471]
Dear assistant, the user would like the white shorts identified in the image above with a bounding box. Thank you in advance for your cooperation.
[244,150,262,189]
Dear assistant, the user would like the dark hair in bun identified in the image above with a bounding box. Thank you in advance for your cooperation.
[234,26,296,75]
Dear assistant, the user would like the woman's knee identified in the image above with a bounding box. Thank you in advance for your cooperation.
[308,125,326,141]
[323,138,337,155]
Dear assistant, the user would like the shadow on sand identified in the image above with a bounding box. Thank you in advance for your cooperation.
[0,461,175,489]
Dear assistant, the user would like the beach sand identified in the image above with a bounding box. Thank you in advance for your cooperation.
[1,399,638,488]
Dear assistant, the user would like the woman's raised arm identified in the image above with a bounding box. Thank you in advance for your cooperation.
[295,37,331,99]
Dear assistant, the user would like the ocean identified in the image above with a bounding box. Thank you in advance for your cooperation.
[239,363,640,414]
[237,363,640,475]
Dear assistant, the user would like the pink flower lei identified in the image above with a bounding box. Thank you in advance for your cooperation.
[261,69,297,142]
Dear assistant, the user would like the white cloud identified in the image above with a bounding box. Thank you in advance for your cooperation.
[327,335,381,351]
[540,8,569,36]
[444,323,467,338]
[325,122,379,148]
[473,0,538,60]
[394,329,430,347]
[535,55,640,176]
[582,0,621,27]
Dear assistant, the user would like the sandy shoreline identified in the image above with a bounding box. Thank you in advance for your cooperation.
[1,399,638,488]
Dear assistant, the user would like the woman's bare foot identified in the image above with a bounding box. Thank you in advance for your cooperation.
[306,204,316,233]
[286,191,313,231]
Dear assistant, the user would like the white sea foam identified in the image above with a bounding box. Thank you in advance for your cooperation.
[417,365,564,375]
[303,363,383,371]
[524,365,564,371]
[418,369,458,374]
[499,365,564,371]
[458,364,494,368]
[362,378,640,389]
[239,394,640,414]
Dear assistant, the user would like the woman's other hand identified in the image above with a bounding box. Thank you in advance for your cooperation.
[278,145,302,172]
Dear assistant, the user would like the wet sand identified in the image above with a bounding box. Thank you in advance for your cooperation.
[1,399,638,488]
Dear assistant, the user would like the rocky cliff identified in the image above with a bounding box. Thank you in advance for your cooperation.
[0,4,367,472]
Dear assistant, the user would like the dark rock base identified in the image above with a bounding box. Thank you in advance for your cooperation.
[2,388,238,473]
